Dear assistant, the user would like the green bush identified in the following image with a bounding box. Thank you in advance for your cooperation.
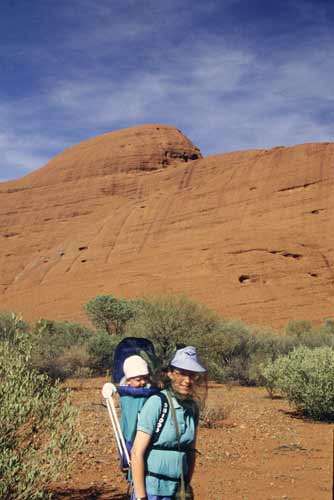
[260,355,290,397]
[125,294,221,366]
[85,294,135,335]
[34,319,93,349]
[323,317,334,333]
[198,321,304,385]
[245,328,295,385]
[197,320,255,383]
[261,346,334,420]
[47,345,94,379]
[32,319,94,379]
[0,311,29,343]
[87,330,122,374]
[285,319,312,337]
[0,324,81,499]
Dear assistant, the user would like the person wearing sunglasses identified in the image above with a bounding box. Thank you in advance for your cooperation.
[131,346,207,500]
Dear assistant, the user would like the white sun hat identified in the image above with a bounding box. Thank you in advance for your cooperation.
[123,355,149,379]
[170,346,206,373]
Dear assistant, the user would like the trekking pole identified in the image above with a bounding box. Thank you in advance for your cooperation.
[102,383,131,466]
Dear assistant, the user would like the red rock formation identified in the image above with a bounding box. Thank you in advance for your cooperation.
[1,124,333,328]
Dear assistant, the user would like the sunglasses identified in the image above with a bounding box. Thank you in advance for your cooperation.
[172,369,200,381]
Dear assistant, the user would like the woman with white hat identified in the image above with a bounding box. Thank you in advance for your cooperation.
[131,346,206,500]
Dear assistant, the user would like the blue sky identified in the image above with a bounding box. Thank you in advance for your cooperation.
[1,0,333,182]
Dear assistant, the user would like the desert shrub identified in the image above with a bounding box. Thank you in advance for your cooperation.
[199,401,228,428]
[299,329,334,349]
[261,355,290,397]
[261,346,334,420]
[87,330,122,374]
[243,323,334,387]
[32,319,94,379]
[34,319,93,349]
[243,321,334,390]
[323,317,334,333]
[85,294,136,335]
[285,319,313,337]
[245,328,294,385]
[47,345,95,380]
[197,320,255,383]
[0,311,29,343]
[284,321,334,352]
[197,321,298,385]
[0,324,81,499]
[125,294,221,366]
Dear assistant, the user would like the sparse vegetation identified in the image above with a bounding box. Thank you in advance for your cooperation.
[125,294,221,366]
[87,330,123,373]
[31,319,95,380]
[85,294,136,335]
[200,402,228,428]
[0,317,81,499]
[3,292,334,422]
[0,311,29,342]
[262,346,334,420]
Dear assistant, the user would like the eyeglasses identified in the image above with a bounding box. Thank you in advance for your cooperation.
[172,369,199,381]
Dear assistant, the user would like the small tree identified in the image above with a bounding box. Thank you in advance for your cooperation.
[85,294,135,335]
[125,294,221,365]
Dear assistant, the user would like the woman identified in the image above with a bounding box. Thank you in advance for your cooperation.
[131,346,206,500]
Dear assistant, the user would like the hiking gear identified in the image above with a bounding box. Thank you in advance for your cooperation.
[102,381,117,399]
[119,384,160,469]
[101,382,131,468]
[103,337,162,477]
[171,369,199,380]
[170,346,206,373]
[165,390,194,500]
[137,390,196,497]
[151,392,169,444]
[124,355,149,379]
[131,494,173,500]
[112,337,156,383]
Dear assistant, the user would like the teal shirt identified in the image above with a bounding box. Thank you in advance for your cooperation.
[137,390,197,497]
[120,394,148,443]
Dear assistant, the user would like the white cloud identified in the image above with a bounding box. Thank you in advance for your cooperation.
[0,131,62,179]
[1,0,333,181]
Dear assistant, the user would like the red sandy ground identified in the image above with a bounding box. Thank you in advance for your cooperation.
[52,378,332,500]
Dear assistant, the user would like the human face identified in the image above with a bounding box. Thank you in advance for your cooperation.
[127,375,149,388]
[168,368,199,396]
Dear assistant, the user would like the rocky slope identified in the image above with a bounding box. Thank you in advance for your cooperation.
[1,124,333,327]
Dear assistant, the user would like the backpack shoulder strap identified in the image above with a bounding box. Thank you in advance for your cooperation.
[151,392,169,443]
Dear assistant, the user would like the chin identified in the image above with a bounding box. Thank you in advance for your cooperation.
[179,388,191,396]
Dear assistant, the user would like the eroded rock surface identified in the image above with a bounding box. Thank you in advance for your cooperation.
[1,124,333,327]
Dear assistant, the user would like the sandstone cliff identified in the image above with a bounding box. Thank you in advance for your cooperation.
[1,124,333,327]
